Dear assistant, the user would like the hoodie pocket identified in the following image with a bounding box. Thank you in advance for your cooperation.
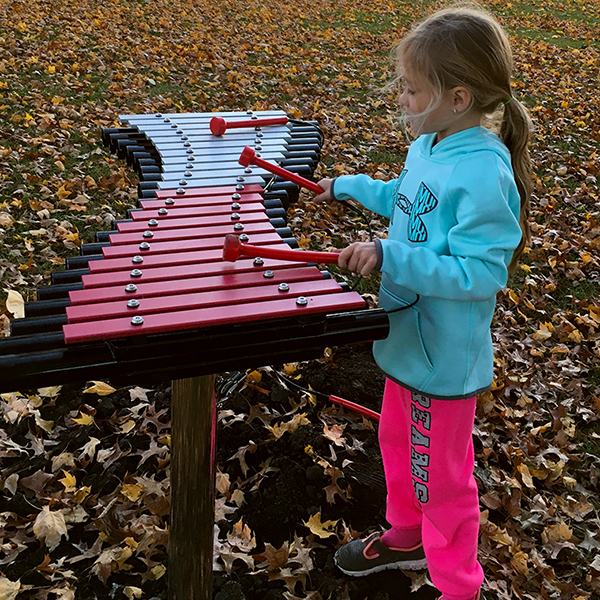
[378,283,434,373]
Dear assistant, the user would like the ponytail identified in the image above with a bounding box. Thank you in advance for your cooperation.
[500,98,533,275]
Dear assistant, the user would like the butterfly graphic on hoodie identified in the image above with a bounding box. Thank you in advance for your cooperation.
[392,171,438,243]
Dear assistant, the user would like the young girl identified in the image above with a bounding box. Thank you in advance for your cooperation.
[314,7,532,600]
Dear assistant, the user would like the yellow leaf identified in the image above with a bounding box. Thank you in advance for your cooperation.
[0,577,20,600]
[510,551,529,576]
[150,564,166,580]
[38,385,63,398]
[517,464,535,489]
[83,381,116,396]
[33,506,68,551]
[73,412,95,426]
[59,470,77,491]
[121,483,144,502]
[0,213,14,228]
[283,363,297,376]
[303,512,339,539]
[4,289,25,319]
[120,420,136,433]
[246,370,262,383]
[47,66,56,74]
[124,587,143,600]
[56,185,71,200]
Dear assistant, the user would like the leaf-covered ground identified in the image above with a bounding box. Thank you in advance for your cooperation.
[0,0,599,599]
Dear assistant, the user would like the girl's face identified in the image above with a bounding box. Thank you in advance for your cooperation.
[398,67,481,141]
[398,70,455,137]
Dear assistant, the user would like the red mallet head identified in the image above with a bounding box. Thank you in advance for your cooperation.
[210,117,227,136]
[223,234,243,262]
[238,146,256,168]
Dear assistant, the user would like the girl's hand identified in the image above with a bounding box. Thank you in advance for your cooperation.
[339,242,378,277]
[314,178,334,203]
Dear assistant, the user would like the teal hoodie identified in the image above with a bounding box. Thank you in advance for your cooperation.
[332,127,523,399]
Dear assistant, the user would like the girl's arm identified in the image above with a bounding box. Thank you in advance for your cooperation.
[315,175,397,218]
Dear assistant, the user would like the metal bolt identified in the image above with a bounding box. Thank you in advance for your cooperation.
[164,118,171,122]
[179,180,188,186]
[181,135,188,140]
[176,188,185,194]
[236,184,245,191]
[155,113,162,117]
[279,283,290,292]
[186,149,194,154]
[183,142,191,147]
[263,270,274,278]
[255,152,261,158]
[187,156,195,161]
[255,132,263,137]
[139,242,151,250]
[236,176,245,182]
[132,255,144,264]
[296,297,308,306]
[253,257,264,266]
[127,299,140,309]
[131,316,144,325]
[184,171,192,177]
[247,110,253,115]
[143,231,154,238]
[239,234,249,242]
[251,115,258,120]
[231,202,241,210]
[165,198,175,205]
[158,208,168,215]
[231,213,240,220]
[244,168,252,174]
[176,129,183,134]
[232,193,241,200]
[125,284,138,293]
[255,145,262,151]
[148,219,159,226]
[131,269,143,277]
[255,126,262,131]
[233,223,244,231]
[186,163,194,169]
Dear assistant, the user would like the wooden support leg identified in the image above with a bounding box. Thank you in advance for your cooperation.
[169,375,217,600]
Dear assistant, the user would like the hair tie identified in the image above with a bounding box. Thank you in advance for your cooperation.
[505,97,513,105]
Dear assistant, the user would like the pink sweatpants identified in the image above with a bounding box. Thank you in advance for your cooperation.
[378,379,484,600]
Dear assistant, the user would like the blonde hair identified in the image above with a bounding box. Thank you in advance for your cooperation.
[395,7,532,273]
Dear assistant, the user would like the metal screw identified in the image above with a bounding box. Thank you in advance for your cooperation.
[279,283,290,292]
[187,156,195,161]
[255,126,262,131]
[256,132,263,137]
[132,255,144,264]
[255,145,262,151]
[186,149,194,154]
[239,234,249,242]
[165,198,175,205]
[143,231,154,238]
[139,242,151,250]
[251,115,258,120]
[125,284,138,293]
[183,142,191,147]
[236,184,245,191]
[164,118,171,122]
[247,110,253,114]
[232,193,241,200]
[244,168,252,174]
[231,202,241,210]
[255,152,261,158]
[179,180,188,185]
[236,176,245,182]
[253,257,264,266]
[127,299,140,309]
[176,129,183,134]
[184,171,192,177]
[296,297,308,306]
[131,269,143,277]
[234,223,244,231]
[231,213,240,220]
[181,135,188,140]
[186,163,194,169]
[131,316,144,325]
[263,270,274,278]
[176,188,185,194]
[158,208,168,215]
[148,219,159,226]
[155,113,162,117]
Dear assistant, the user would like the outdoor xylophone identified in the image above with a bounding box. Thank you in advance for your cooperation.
[0,110,389,600]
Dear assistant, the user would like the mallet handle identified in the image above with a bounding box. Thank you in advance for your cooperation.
[329,395,381,421]
[239,146,324,194]
[210,116,289,136]
[237,242,339,264]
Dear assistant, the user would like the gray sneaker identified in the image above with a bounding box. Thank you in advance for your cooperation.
[334,532,427,576]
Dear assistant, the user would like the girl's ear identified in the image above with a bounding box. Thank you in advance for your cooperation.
[451,86,472,113]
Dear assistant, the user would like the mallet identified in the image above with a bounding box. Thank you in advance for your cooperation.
[238,146,325,194]
[223,234,340,264]
[210,116,289,136]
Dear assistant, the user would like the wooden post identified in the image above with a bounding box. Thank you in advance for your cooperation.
[169,375,217,600]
